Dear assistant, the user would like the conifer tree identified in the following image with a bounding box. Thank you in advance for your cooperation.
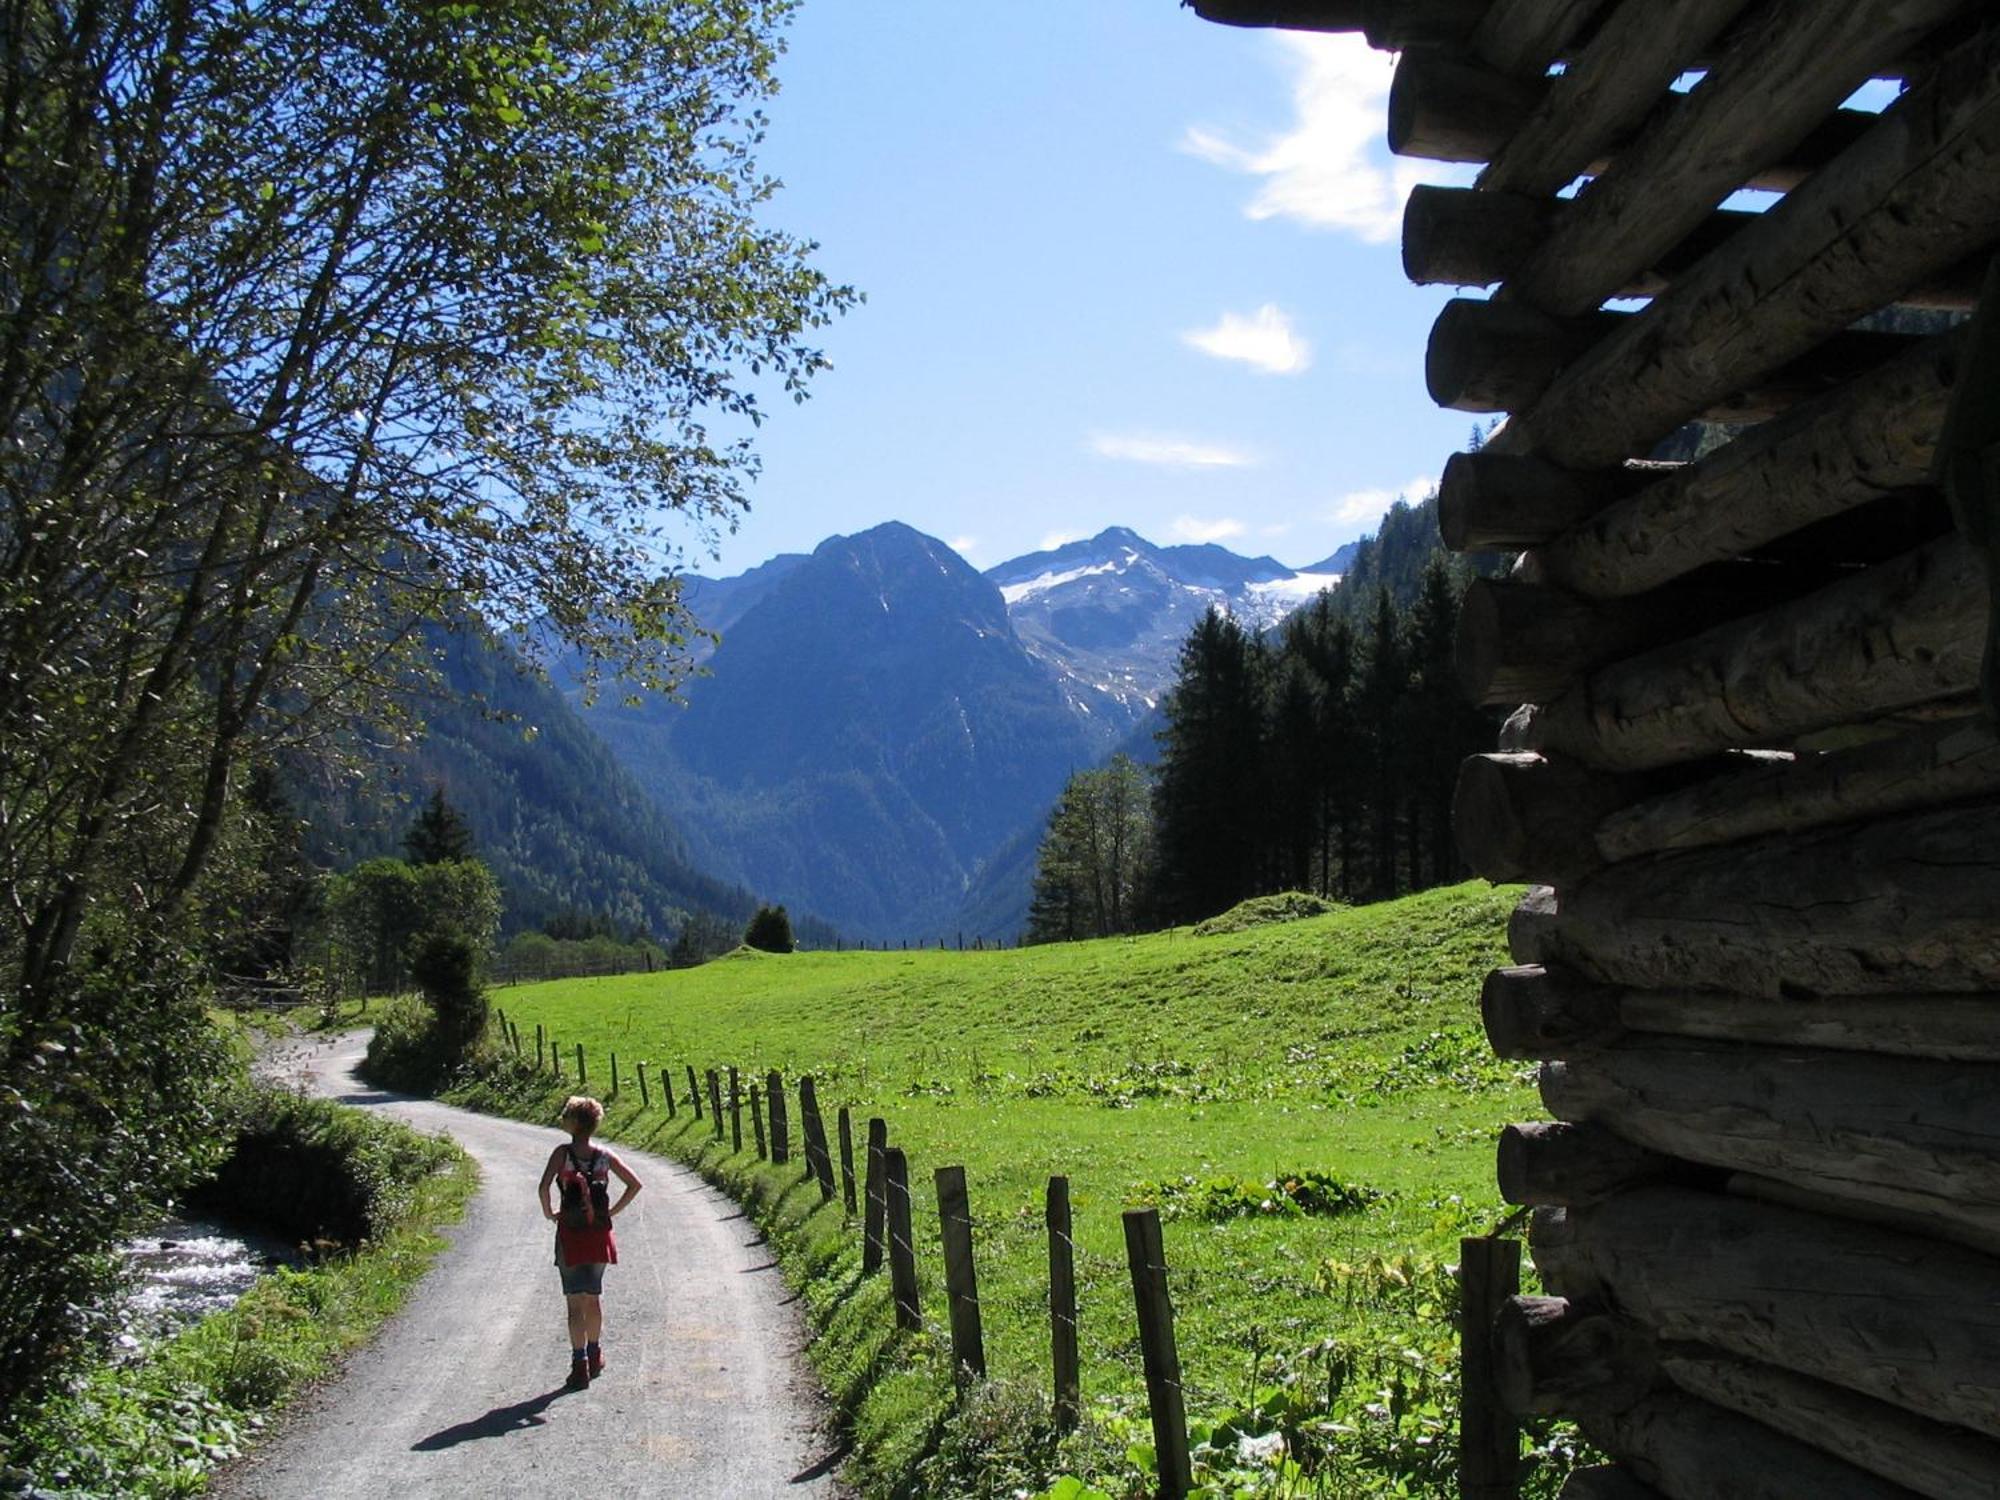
[405,787,477,866]
[1357,587,1408,897]
[1152,609,1265,922]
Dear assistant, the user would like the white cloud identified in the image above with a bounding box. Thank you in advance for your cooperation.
[1183,304,1311,375]
[1329,474,1437,529]
[949,535,980,558]
[1040,529,1084,551]
[1091,432,1255,468]
[1170,515,1248,544]
[1182,33,1469,243]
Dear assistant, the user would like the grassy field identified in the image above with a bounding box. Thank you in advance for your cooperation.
[474,881,1574,1496]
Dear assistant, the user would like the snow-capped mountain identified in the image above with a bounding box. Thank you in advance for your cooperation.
[983,526,1353,753]
[566,522,1357,941]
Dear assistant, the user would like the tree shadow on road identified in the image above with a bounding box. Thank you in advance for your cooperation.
[410,1388,569,1450]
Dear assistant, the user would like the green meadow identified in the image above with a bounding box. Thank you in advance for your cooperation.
[472,881,1577,1496]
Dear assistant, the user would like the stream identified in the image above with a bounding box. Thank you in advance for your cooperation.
[115,1215,293,1346]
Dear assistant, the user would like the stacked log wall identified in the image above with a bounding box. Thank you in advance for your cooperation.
[1185,1,2000,1493]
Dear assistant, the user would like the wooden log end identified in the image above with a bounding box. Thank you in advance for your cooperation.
[1507,884,1560,965]
[1454,750,1628,882]
[1481,964,1623,1060]
[1498,1120,1675,1207]
[1388,53,1540,164]
[1427,297,1595,415]
[1494,1294,1657,1417]
[1439,449,1654,552]
[1402,183,1550,289]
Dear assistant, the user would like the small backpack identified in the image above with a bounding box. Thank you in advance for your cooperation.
[557,1146,613,1232]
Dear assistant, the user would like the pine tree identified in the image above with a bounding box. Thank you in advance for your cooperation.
[1405,554,1483,886]
[1357,587,1408,897]
[1152,608,1266,923]
[744,904,795,953]
[405,787,476,865]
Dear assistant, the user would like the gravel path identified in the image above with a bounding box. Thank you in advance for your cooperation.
[211,1031,845,1499]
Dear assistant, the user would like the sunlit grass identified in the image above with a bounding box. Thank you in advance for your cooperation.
[477,882,1563,1496]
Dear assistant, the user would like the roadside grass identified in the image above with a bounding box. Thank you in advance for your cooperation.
[471,881,1583,1497]
[3,1106,477,1498]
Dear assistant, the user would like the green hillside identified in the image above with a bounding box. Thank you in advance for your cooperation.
[477,881,1575,1497]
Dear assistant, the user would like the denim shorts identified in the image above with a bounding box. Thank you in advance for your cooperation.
[558,1260,606,1296]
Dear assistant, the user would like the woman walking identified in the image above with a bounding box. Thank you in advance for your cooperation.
[539,1095,642,1390]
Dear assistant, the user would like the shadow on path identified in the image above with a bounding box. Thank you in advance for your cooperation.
[790,1441,850,1485]
[410,1388,570,1451]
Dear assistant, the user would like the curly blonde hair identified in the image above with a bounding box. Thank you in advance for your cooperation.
[560,1095,604,1132]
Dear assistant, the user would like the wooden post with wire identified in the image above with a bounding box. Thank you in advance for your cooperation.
[1048,1175,1080,1432]
[686,1065,701,1120]
[886,1146,921,1331]
[1124,1207,1192,1498]
[767,1070,789,1164]
[662,1063,676,1118]
[729,1066,743,1152]
[706,1069,723,1138]
[610,1051,619,1098]
[535,1024,545,1071]
[863,1117,888,1273]
[636,1061,650,1109]
[936,1165,985,1385]
[751,1084,767,1157]
[838,1106,858,1216]
[1461,1235,1524,1500]
[801,1076,836,1202]
[575,1043,585,1086]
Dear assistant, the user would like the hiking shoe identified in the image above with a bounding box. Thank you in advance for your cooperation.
[564,1359,590,1392]
[587,1348,604,1378]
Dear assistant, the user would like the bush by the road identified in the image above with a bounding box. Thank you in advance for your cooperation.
[2,1088,473,1498]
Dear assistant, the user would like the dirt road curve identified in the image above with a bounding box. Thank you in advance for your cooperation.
[211,1032,844,1500]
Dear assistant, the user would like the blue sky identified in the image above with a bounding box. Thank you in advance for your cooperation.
[695,1,1480,579]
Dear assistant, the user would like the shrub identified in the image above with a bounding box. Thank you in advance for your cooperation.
[190,1085,458,1245]
[0,933,233,1421]
[409,927,487,1060]
[1192,891,1342,937]
[359,994,454,1094]
[743,903,795,953]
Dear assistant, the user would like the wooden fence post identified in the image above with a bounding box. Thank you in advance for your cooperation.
[575,1043,586,1087]
[637,1062,649,1109]
[1123,1208,1192,1499]
[662,1063,676,1118]
[863,1117,887,1274]
[687,1065,702,1120]
[796,1077,817,1184]
[706,1069,723,1138]
[751,1084,767,1157]
[536,1024,545,1071]
[610,1051,619,1098]
[838,1107,858,1217]
[801,1076,835,1202]
[551,1036,561,1078]
[1048,1175,1080,1432]
[1461,1236,1524,1500]
[729,1067,743,1152]
[767,1070,789,1164]
[936,1165,985,1385]
[885,1146,921,1332]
